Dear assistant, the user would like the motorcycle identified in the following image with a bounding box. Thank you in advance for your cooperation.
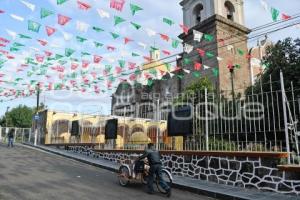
[118,155,173,194]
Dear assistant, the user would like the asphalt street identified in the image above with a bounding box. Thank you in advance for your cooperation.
[0,144,215,200]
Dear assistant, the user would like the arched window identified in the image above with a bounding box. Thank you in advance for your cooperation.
[225,1,235,21]
[193,4,204,25]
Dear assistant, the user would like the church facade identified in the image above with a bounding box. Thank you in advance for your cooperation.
[112,0,252,118]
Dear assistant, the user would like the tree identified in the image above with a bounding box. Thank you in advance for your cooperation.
[0,105,34,128]
[246,37,300,94]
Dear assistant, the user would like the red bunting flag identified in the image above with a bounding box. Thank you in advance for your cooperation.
[110,0,125,12]
[35,54,44,63]
[143,56,152,62]
[77,1,91,10]
[107,46,116,51]
[162,50,171,56]
[0,37,10,43]
[58,14,71,25]
[124,37,133,44]
[7,55,15,59]
[115,66,122,74]
[0,50,9,55]
[71,63,79,70]
[227,61,234,70]
[0,10,5,14]
[94,55,103,63]
[44,51,53,57]
[37,39,47,46]
[180,24,189,35]
[45,26,56,36]
[59,73,64,80]
[159,33,169,42]
[282,13,291,20]
[196,48,205,57]
[56,66,65,73]
[129,74,136,81]
[0,44,6,47]
[218,39,225,46]
[82,60,90,68]
[48,83,53,90]
[245,54,252,60]
[128,62,136,69]
[194,62,202,70]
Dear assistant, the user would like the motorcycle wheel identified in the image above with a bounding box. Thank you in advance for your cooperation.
[118,166,130,186]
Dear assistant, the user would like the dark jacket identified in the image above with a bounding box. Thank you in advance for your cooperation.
[138,148,162,165]
[8,132,14,139]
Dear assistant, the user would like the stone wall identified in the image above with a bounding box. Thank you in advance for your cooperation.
[67,147,300,195]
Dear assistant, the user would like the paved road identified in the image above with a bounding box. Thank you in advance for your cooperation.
[0,144,215,200]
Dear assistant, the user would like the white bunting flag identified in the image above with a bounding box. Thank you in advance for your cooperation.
[138,42,147,49]
[10,14,24,21]
[193,30,203,42]
[168,72,175,78]
[76,21,90,32]
[227,45,234,51]
[260,0,268,11]
[20,0,35,11]
[61,31,73,41]
[97,9,110,18]
[184,43,194,53]
[217,57,223,61]
[6,29,17,39]
[203,65,210,70]
[145,28,156,37]
[183,69,191,74]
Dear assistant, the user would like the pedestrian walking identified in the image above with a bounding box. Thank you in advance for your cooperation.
[7,129,14,148]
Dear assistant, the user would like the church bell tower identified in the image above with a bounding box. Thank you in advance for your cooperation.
[179,0,251,96]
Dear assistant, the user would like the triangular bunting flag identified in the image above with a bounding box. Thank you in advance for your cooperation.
[92,26,104,32]
[40,8,53,19]
[45,26,56,36]
[58,14,71,25]
[110,32,120,39]
[97,9,110,18]
[271,7,280,22]
[57,0,68,5]
[114,16,126,26]
[110,0,126,12]
[28,20,41,33]
[20,0,35,11]
[131,22,141,30]
[77,1,91,10]
[193,30,203,42]
[163,18,175,26]
[130,3,143,16]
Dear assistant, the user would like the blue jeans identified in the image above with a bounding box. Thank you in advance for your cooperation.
[8,138,13,148]
[147,164,170,192]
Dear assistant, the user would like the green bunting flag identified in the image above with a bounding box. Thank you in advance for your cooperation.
[76,36,87,43]
[163,18,175,26]
[193,71,201,78]
[132,52,140,57]
[235,64,241,69]
[206,52,214,58]
[147,79,153,87]
[92,26,104,32]
[12,42,25,47]
[130,3,143,16]
[149,69,157,76]
[105,65,112,72]
[165,63,171,71]
[110,32,120,39]
[10,47,19,52]
[183,58,191,65]
[18,34,32,39]
[55,54,63,60]
[119,60,125,68]
[65,48,75,57]
[130,22,141,30]
[57,0,68,5]
[40,8,53,19]
[94,41,103,48]
[114,16,126,26]
[81,52,90,56]
[177,74,184,79]
[28,20,41,33]
[172,39,180,48]
[237,48,244,56]
[204,34,214,42]
[271,7,280,21]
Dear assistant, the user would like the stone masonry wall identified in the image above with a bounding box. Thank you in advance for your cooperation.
[67,147,300,196]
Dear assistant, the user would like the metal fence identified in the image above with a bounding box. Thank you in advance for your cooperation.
[0,127,32,144]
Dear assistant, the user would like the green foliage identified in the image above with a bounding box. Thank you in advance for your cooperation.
[0,105,40,128]
[174,77,214,104]
[246,38,300,94]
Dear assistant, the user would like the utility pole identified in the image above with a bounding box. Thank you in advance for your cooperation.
[34,83,40,146]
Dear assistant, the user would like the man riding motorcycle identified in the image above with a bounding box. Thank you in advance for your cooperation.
[136,143,171,197]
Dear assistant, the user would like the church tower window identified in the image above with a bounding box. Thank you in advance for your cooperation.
[225,1,235,21]
[193,4,204,25]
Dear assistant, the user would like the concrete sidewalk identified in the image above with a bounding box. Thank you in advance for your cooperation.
[21,143,299,200]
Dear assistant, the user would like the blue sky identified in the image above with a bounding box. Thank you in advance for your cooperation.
[0,0,299,117]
